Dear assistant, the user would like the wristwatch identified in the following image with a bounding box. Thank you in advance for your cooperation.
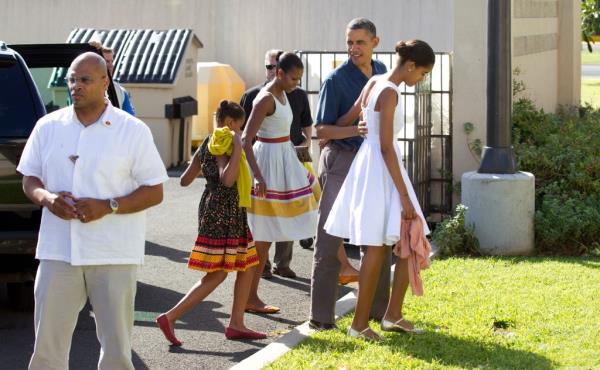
[109,198,119,214]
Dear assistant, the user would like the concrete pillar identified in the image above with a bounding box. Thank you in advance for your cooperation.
[452,0,488,205]
[462,171,535,255]
[557,0,581,106]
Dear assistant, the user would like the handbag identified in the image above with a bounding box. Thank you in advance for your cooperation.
[295,145,312,163]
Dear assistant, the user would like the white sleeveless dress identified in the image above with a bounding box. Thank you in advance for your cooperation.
[324,79,430,246]
[247,92,318,242]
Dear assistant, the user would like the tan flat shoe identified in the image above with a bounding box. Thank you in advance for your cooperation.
[381,318,425,334]
[244,303,280,314]
[338,274,359,285]
[347,326,382,342]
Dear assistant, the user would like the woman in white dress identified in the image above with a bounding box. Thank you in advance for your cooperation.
[324,40,435,341]
[242,52,318,313]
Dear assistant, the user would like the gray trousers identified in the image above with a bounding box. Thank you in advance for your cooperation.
[265,241,293,270]
[310,145,391,325]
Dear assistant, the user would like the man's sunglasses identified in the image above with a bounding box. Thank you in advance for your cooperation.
[265,64,277,70]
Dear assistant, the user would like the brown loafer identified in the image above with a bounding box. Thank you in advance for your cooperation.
[273,266,297,278]
[262,267,273,279]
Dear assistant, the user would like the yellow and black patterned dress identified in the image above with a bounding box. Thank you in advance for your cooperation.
[187,137,259,272]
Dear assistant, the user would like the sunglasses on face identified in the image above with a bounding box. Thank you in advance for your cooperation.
[265,64,277,70]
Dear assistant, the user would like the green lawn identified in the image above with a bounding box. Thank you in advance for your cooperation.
[581,78,600,108]
[582,49,600,65]
[268,257,600,370]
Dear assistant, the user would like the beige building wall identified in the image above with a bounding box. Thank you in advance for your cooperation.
[513,0,559,111]
[452,0,581,200]
[0,0,581,187]
[0,0,454,85]
[452,0,487,200]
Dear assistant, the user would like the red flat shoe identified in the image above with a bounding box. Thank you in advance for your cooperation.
[225,326,267,340]
[155,313,183,346]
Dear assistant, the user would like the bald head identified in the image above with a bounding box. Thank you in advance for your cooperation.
[70,52,108,75]
[67,52,109,111]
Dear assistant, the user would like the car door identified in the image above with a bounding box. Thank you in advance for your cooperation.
[0,43,119,254]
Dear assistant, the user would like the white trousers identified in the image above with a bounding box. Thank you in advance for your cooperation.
[29,260,137,370]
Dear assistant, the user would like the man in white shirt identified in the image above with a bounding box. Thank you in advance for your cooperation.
[18,52,168,370]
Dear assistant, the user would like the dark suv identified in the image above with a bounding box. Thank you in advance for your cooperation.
[0,42,119,309]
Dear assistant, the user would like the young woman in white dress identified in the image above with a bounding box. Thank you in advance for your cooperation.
[324,40,435,341]
[242,52,318,314]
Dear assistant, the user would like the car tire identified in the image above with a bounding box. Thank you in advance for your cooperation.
[7,281,34,311]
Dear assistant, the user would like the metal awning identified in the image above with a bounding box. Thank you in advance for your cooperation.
[63,28,202,84]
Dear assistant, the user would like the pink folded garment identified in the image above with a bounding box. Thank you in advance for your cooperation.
[394,217,432,296]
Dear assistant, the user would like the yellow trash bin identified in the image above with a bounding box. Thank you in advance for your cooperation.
[193,62,245,146]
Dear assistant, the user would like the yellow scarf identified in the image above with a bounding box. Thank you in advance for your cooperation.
[208,127,251,208]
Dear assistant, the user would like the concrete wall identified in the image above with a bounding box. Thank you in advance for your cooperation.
[0,0,454,86]
[513,0,560,111]
[452,0,488,200]
[0,0,581,184]
[451,0,581,200]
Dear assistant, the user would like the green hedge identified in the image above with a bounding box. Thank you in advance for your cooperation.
[512,100,600,254]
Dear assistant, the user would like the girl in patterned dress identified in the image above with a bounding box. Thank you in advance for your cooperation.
[156,101,265,344]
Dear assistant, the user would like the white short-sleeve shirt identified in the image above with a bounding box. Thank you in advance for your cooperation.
[17,103,169,265]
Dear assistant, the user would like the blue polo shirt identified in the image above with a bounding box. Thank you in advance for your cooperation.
[315,58,387,150]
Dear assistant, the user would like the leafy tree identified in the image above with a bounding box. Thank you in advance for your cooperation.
[582,0,600,52]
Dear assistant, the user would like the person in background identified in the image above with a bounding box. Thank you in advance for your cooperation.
[89,41,136,116]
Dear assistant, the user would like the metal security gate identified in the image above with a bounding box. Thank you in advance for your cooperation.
[297,51,453,222]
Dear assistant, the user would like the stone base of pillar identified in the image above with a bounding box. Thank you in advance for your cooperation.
[461,171,535,255]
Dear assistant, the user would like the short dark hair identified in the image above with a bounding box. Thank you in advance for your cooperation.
[395,39,435,67]
[346,18,377,37]
[215,100,245,124]
[265,49,283,60]
[276,52,303,73]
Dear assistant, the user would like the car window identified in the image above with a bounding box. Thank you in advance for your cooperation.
[31,67,70,113]
[0,63,38,137]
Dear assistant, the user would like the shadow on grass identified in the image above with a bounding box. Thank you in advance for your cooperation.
[299,328,556,369]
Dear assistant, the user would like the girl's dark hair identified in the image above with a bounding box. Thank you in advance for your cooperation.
[395,39,435,67]
[215,100,245,124]
[276,51,303,73]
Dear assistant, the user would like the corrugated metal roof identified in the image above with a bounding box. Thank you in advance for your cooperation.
[66,28,202,84]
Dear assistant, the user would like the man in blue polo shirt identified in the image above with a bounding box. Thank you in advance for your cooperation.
[309,18,390,330]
